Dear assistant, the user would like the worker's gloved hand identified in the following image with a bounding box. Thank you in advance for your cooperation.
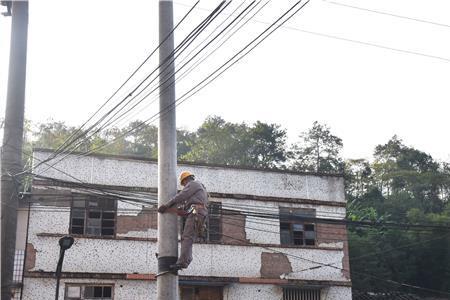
[158,205,168,213]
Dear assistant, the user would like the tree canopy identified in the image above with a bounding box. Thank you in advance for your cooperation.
[291,121,344,173]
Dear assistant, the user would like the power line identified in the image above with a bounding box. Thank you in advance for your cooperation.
[22,145,450,232]
[177,0,450,63]
[102,0,267,131]
[24,170,450,232]
[29,0,310,168]
[48,3,223,152]
[75,0,312,158]
[211,229,450,296]
[88,1,257,137]
[39,1,201,168]
[33,1,233,171]
[275,25,450,63]
[5,143,158,207]
[22,147,450,233]
[325,0,450,29]
[82,1,271,133]
[34,0,232,174]
[292,232,450,274]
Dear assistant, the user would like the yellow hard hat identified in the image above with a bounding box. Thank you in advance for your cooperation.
[179,171,194,185]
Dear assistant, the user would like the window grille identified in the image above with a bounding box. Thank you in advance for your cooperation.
[70,197,116,237]
[207,202,222,242]
[13,249,25,283]
[283,288,321,300]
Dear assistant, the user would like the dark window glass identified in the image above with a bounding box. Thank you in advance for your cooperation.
[279,207,316,246]
[103,212,115,219]
[71,227,84,234]
[207,202,222,242]
[93,286,103,297]
[72,219,84,226]
[102,220,115,227]
[103,287,112,298]
[66,285,112,300]
[70,198,116,237]
[89,211,101,219]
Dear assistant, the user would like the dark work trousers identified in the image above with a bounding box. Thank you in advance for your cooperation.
[177,211,207,267]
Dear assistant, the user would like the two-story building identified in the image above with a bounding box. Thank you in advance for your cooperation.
[16,149,352,299]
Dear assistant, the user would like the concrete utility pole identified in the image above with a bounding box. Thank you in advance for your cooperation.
[157,0,178,299]
[1,1,29,299]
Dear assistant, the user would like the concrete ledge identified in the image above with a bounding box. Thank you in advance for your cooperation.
[35,233,344,251]
[32,179,346,207]
[25,272,352,287]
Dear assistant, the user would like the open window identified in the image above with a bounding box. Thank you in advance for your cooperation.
[279,207,316,246]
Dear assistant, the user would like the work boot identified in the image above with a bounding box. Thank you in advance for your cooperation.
[169,263,187,271]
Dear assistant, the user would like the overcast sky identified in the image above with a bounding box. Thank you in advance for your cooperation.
[1,0,449,161]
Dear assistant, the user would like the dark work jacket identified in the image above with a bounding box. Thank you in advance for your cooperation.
[166,180,208,215]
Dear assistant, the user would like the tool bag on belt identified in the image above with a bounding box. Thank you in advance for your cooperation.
[189,204,207,240]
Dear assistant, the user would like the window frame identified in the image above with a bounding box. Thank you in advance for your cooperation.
[64,284,114,300]
[279,207,316,247]
[69,196,117,238]
[207,201,222,243]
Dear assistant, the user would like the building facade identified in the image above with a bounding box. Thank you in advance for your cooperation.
[17,149,352,299]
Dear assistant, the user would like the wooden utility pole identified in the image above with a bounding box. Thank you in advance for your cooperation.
[1,1,29,299]
[157,0,178,299]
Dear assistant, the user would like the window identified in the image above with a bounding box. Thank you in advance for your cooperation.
[13,249,24,283]
[180,286,223,300]
[207,202,222,242]
[279,207,316,246]
[65,285,113,300]
[283,288,321,300]
[70,197,116,237]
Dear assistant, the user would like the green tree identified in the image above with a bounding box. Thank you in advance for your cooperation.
[248,121,287,168]
[345,158,373,199]
[181,116,288,168]
[373,136,445,214]
[291,121,343,173]
[347,136,450,296]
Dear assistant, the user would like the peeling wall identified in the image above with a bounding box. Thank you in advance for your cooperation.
[218,197,346,246]
[33,150,345,202]
[27,232,348,282]
[26,201,350,281]
[221,213,248,244]
[260,252,293,278]
[25,243,36,271]
[116,209,157,237]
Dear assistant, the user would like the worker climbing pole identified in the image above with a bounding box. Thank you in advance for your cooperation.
[158,171,209,271]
